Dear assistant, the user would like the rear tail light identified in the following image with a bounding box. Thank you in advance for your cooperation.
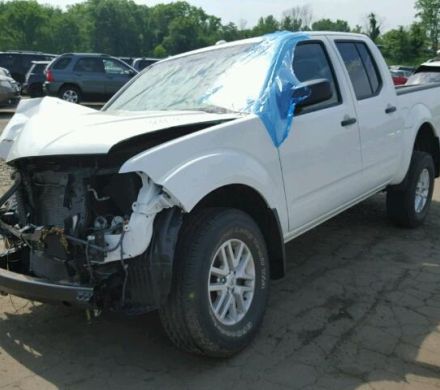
[46,69,54,82]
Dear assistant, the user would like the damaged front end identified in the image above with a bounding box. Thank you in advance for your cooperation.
[0,156,182,314]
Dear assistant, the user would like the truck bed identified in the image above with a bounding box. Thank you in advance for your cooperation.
[395,82,440,95]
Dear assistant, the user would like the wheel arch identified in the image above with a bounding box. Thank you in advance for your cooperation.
[192,184,286,280]
[59,82,82,95]
[413,122,440,177]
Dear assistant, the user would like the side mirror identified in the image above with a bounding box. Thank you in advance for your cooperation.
[292,79,333,108]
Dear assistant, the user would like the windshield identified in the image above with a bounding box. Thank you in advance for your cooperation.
[105,42,274,114]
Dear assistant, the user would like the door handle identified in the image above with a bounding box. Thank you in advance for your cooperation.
[385,106,397,114]
[341,117,357,127]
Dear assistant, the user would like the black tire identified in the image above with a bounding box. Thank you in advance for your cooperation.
[387,151,435,228]
[58,85,81,104]
[159,208,269,357]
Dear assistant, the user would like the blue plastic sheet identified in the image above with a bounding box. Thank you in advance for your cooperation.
[252,31,310,147]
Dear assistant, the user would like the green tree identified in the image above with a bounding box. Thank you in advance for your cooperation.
[153,44,167,58]
[282,5,313,31]
[312,19,350,32]
[366,13,381,42]
[380,23,428,64]
[352,25,363,34]
[415,0,440,53]
[163,16,200,54]
[381,27,411,63]
[86,0,145,56]
[252,15,279,35]
[0,0,431,66]
[409,22,428,56]
[220,22,244,42]
[0,0,48,50]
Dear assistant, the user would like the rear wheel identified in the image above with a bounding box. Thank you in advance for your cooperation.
[58,85,81,104]
[159,208,269,357]
[387,151,435,228]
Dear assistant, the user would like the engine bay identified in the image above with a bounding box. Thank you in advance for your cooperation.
[0,156,180,313]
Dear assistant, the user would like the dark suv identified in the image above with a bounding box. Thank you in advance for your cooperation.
[44,53,138,104]
[0,51,56,84]
[22,61,50,97]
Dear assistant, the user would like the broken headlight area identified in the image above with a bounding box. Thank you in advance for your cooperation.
[0,156,178,312]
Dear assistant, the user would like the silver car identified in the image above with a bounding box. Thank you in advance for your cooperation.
[0,67,20,106]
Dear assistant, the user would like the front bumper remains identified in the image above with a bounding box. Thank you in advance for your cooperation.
[0,266,94,307]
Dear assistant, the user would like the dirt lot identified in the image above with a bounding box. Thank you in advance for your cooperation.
[1,112,440,389]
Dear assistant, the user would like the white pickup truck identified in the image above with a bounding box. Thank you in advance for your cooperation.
[0,32,439,357]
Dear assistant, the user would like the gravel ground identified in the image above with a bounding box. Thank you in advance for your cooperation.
[1,112,440,389]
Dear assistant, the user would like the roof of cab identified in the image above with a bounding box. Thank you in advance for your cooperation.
[155,31,369,64]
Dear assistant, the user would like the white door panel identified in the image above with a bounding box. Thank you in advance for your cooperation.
[280,104,362,230]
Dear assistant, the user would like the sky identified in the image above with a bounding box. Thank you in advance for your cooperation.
[38,0,418,31]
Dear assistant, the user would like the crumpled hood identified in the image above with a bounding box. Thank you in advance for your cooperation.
[0,97,240,162]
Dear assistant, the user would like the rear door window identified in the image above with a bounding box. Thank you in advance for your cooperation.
[336,42,382,100]
[74,57,104,73]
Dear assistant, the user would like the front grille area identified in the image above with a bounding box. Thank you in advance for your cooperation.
[30,170,90,232]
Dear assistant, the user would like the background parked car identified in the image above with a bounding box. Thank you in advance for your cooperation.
[406,61,440,85]
[44,53,138,104]
[0,51,55,84]
[118,57,135,66]
[389,65,415,75]
[0,70,20,107]
[390,69,408,85]
[0,67,12,78]
[22,61,50,97]
[132,57,159,71]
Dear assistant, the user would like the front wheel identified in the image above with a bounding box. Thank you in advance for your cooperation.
[159,208,269,357]
[387,151,435,228]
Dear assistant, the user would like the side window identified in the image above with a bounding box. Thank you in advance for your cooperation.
[293,42,341,111]
[336,42,382,100]
[103,59,130,75]
[74,58,104,73]
[53,57,72,70]
[356,43,381,93]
